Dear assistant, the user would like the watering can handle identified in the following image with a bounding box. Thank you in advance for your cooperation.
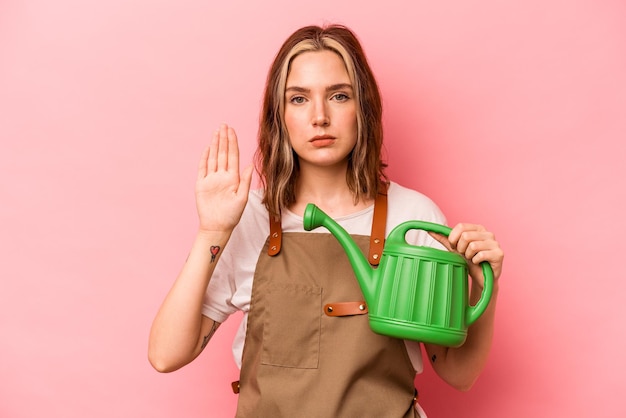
[391,221,494,327]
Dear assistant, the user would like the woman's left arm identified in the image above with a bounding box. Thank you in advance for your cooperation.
[424,223,504,391]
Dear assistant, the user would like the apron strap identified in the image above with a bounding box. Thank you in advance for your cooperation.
[268,186,388,266]
[268,215,282,256]
[368,185,388,266]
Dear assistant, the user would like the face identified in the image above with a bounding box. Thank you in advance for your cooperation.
[283,50,358,171]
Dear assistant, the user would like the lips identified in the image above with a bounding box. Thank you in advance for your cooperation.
[310,134,336,147]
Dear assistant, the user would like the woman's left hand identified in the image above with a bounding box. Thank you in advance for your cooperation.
[429,223,504,287]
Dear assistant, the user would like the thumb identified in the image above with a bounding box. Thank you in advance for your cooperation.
[238,164,254,196]
[428,231,454,252]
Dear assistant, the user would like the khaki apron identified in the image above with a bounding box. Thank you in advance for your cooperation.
[235,198,418,417]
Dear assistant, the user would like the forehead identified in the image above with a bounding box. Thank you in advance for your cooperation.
[286,50,351,86]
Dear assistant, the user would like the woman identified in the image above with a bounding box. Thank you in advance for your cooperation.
[149,24,503,417]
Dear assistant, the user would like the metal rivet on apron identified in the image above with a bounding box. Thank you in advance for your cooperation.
[272,232,278,238]
[327,306,333,313]
[374,238,380,244]
[359,304,366,311]
[271,245,277,251]
[372,254,379,260]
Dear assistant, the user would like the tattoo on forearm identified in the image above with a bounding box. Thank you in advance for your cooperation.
[431,354,437,363]
[200,334,210,350]
[210,246,221,263]
[201,322,219,350]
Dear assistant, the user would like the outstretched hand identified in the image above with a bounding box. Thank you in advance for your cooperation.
[195,124,254,233]
[429,223,504,288]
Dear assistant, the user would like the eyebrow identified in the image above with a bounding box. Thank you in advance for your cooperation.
[285,83,353,93]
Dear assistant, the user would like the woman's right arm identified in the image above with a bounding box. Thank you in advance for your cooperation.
[148,124,253,373]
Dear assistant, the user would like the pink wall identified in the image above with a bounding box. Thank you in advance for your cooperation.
[1,0,625,416]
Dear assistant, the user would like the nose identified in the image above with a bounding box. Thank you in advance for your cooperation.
[312,101,330,127]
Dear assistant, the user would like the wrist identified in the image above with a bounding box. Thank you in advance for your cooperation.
[195,228,232,244]
[185,229,232,266]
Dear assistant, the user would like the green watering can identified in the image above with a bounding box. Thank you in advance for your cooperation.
[303,204,494,347]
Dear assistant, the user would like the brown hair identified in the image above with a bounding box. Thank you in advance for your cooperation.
[255,24,387,217]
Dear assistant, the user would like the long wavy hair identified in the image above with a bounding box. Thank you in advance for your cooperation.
[255,24,387,218]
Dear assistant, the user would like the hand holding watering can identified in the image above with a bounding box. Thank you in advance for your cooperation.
[428,223,503,292]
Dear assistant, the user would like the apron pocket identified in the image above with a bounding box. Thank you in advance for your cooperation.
[261,283,321,369]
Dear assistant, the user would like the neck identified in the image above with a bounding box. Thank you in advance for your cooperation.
[290,162,373,217]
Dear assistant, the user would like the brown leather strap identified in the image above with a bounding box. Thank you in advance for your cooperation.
[268,185,388,260]
[231,380,240,394]
[324,301,368,317]
[368,185,388,266]
[268,215,282,256]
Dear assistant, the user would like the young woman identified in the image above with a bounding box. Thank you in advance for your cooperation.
[149,24,504,417]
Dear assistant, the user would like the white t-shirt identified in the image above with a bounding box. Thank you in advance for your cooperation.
[202,181,447,373]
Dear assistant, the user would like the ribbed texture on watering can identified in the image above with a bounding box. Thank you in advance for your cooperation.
[370,245,469,345]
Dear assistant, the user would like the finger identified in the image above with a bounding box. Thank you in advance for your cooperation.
[470,247,504,280]
[471,246,504,265]
[197,145,210,180]
[449,224,487,252]
[447,225,463,250]
[463,239,497,263]
[428,232,453,252]
[227,126,240,173]
[208,129,219,172]
[457,233,495,256]
[217,124,229,170]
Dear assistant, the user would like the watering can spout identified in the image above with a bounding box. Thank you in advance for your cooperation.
[303,204,375,299]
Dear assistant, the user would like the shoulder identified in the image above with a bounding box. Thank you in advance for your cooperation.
[386,182,447,248]
[387,182,447,225]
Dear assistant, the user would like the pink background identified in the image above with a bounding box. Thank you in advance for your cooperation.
[1,0,625,416]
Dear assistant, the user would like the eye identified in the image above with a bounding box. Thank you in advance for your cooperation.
[332,93,350,102]
[289,96,306,104]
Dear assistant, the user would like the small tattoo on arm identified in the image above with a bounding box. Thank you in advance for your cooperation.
[209,246,221,263]
[200,335,210,350]
[201,322,219,350]
[431,355,437,363]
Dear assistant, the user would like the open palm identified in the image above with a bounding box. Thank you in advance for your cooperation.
[195,124,253,233]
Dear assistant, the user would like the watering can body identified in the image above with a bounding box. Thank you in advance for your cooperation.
[303,204,494,347]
